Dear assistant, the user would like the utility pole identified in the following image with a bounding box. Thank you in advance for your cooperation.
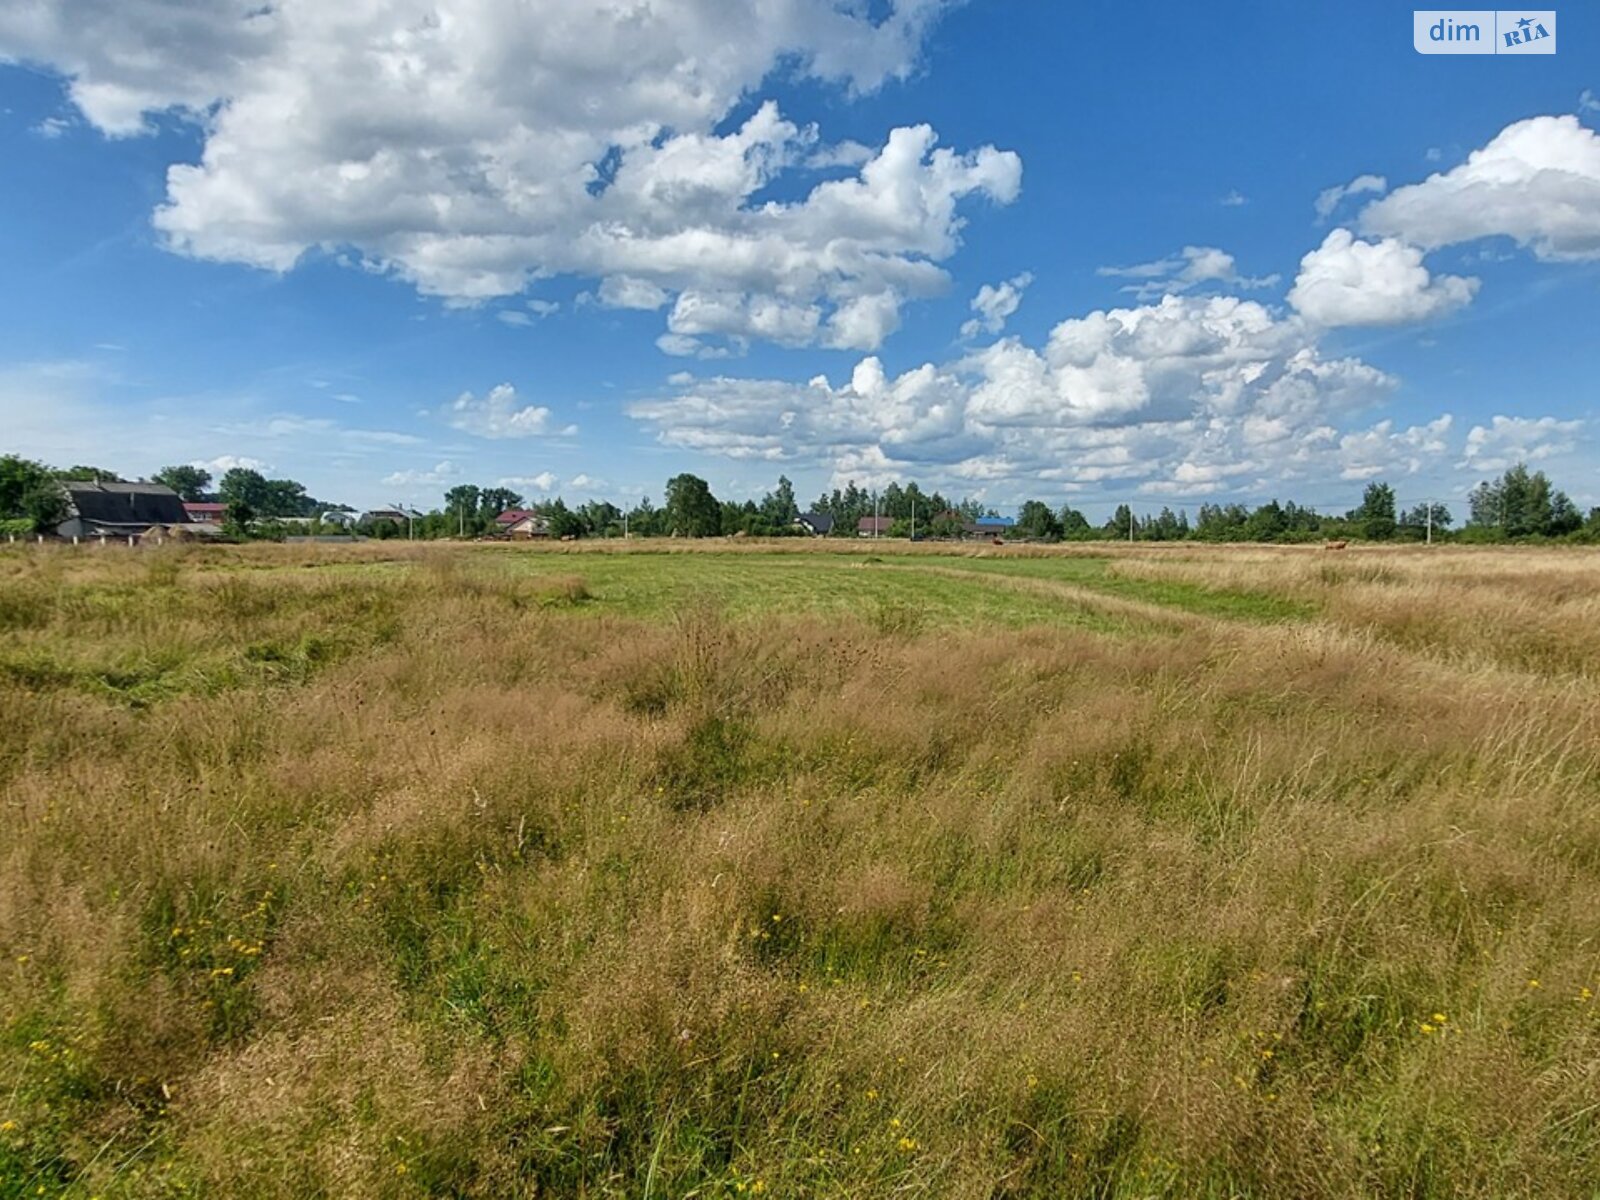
[911,498,916,541]
[1128,505,1135,544]
[874,490,880,538]
[1425,498,1433,546]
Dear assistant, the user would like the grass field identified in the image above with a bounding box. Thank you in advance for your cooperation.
[2,540,1599,1197]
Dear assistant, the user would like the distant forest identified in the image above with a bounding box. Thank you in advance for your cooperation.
[3,454,1598,544]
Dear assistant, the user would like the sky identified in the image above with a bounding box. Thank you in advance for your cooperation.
[1,1,1597,518]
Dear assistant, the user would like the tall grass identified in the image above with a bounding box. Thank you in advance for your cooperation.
[1,542,1597,1196]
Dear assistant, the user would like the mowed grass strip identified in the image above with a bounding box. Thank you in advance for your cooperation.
[494,550,1135,632]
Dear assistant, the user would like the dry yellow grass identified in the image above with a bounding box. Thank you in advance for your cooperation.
[1,541,1598,1197]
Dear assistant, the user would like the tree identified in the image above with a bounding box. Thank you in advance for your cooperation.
[218,468,272,513]
[761,475,799,528]
[664,473,721,537]
[444,484,482,528]
[222,499,256,539]
[542,497,584,538]
[1467,464,1576,538]
[1352,481,1396,541]
[1399,502,1452,537]
[578,500,622,537]
[55,465,122,482]
[259,478,310,518]
[1105,504,1135,540]
[1244,500,1288,542]
[1057,505,1092,538]
[0,455,68,534]
[478,487,523,518]
[153,465,212,501]
[1548,490,1582,536]
[1016,499,1062,541]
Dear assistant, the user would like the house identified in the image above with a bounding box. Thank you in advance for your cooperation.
[503,512,551,539]
[183,502,227,524]
[361,508,418,527]
[794,512,834,536]
[967,516,1017,537]
[491,508,551,539]
[857,516,894,537]
[55,481,189,540]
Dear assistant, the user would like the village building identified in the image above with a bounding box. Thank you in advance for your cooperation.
[55,481,189,540]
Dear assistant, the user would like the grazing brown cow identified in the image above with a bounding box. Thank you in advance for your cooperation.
[1324,539,1348,551]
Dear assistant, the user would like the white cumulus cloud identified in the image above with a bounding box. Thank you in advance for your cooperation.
[444,383,575,439]
[1314,173,1387,222]
[1360,115,1600,261]
[1097,246,1276,301]
[383,460,458,488]
[629,293,1404,495]
[194,454,271,475]
[960,272,1032,338]
[0,1,1015,351]
[1462,415,1584,471]
[1288,229,1478,327]
[1336,415,1453,480]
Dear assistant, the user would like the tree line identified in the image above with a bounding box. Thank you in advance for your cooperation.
[4,452,1598,544]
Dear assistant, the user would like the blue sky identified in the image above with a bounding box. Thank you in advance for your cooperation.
[1,1,1597,517]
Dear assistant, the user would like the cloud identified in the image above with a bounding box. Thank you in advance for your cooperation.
[1314,173,1386,222]
[216,414,422,446]
[1461,415,1584,471]
[1287,229,1478,327]
[1580,89,1599,114]
[960,272,1032,338]
[32,115,71,139]
[500,299,558,324]
[1360,115,1600,261]
[444,383,576,439]
[1219,190,1248,207]
[193,455,271,475]
[1335,415,1453,480]
[1097,246,1277,301]
[382,460,458,488]
[598,277,671,311]
[499,471,559,492]
[629,292,1406,495]
[0,1,1016,351]
[656,332,739,359]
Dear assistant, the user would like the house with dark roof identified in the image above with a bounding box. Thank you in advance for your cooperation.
[56,482,189,540]
[794,512,834,536]
[857,516,894,537]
